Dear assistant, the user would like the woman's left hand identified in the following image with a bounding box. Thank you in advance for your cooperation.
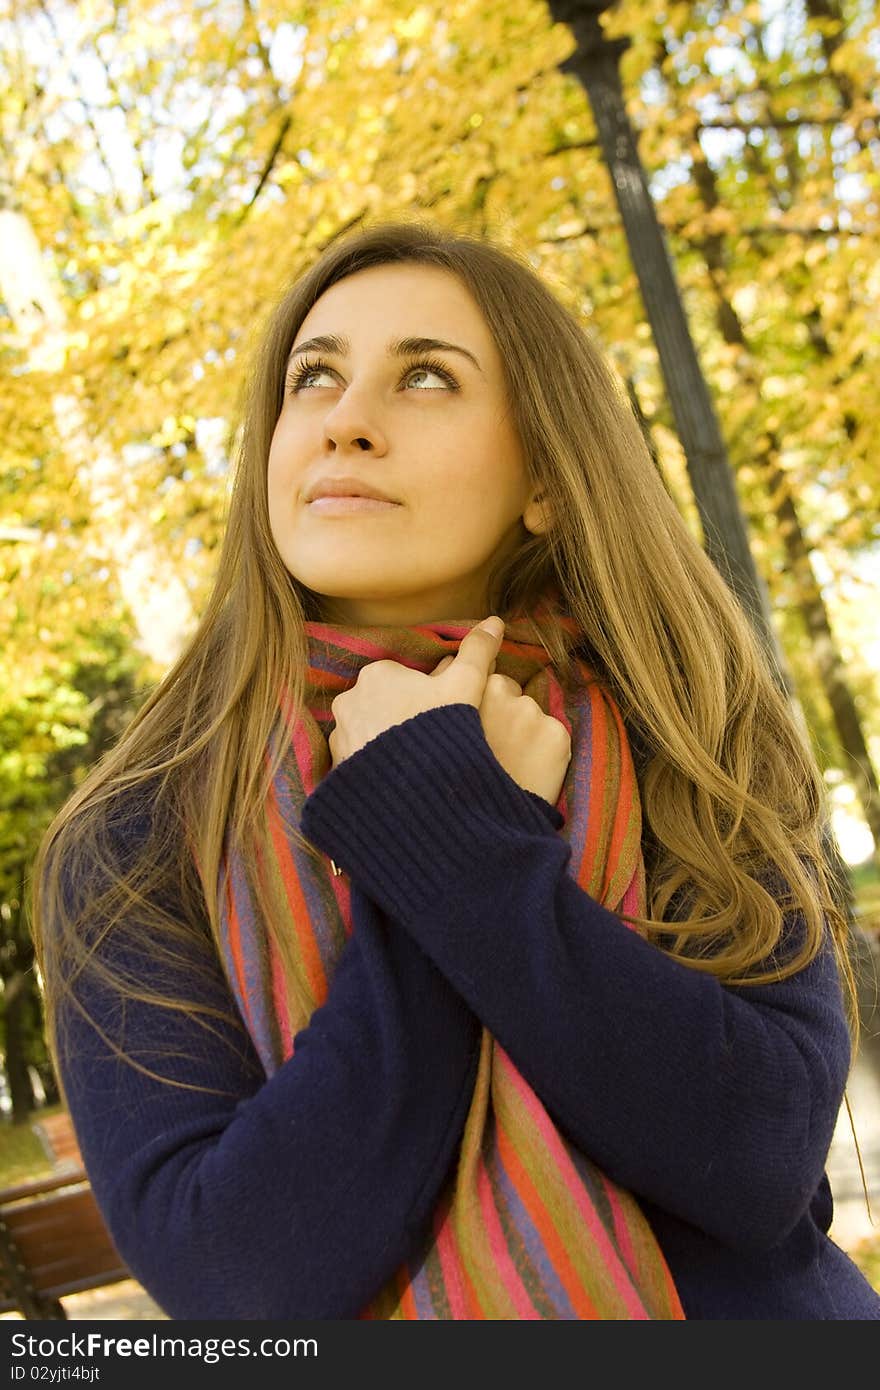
[327,618,505,768]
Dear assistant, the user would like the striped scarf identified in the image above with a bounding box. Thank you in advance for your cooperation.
[218,598,684,1320]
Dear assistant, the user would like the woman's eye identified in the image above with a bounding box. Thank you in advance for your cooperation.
[285,358,458,393]
[285,359,333,391]
[403,362,457,390]
[293,364,333,390]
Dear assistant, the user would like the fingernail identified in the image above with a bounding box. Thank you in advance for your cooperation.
[479,616,504,639]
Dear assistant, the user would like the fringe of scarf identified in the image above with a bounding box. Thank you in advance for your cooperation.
[217,597,684,1319]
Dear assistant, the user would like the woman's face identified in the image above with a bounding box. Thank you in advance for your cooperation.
[267,262,547,625]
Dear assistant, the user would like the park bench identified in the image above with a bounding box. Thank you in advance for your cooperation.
[0,1167,131,1319]
[31,1110,84,1171]
[0,1109,132,1319]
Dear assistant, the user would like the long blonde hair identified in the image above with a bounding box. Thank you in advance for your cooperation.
[30,217,858,1092]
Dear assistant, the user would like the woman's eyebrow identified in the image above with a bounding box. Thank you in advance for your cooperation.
[286,333,483,373]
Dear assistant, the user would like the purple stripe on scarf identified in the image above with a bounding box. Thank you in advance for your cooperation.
[218,841,277,1075]
[404,1250,443,1320]
[270,762,343,976]
[564,694,594,888]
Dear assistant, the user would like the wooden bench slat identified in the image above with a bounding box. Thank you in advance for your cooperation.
[7,1198,109,1239]
[0,1170,89,1204]
[0,1166,133,1317]
[5,1196,110,1241]
[8,1231,121,1273]
[0,1268,131,1312]
[19,1255,128,1292]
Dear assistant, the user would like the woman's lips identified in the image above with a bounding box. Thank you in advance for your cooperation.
[306,496,402,514]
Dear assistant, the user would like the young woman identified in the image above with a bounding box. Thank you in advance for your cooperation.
[31,221,880,1320]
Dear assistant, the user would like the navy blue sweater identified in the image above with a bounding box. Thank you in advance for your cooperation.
[54,704,880,1319]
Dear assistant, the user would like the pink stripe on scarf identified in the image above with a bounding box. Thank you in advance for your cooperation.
[622,865,640,919]
[307,625,410,664]
[432,1205,473,1319]
[291,717,321,798]
[476,1162,541,1319]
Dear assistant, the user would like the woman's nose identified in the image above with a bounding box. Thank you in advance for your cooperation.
[322,387,387,453]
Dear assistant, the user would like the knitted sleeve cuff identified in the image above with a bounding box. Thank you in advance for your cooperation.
[300,703,567,919]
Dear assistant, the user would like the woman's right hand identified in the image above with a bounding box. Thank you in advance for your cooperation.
[479,672,572,807]
[433,654,572,807]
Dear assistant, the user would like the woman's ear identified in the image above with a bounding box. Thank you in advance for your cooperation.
[523,491,551,535]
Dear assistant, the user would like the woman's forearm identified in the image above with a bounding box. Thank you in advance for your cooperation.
[55,863,480,1320]
[301,702,851,1252]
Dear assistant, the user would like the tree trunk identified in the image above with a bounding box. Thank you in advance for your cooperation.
[768,465,880,859]
[684,147,880,864]
[548,0,789,687]
[2,971,36,1123]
